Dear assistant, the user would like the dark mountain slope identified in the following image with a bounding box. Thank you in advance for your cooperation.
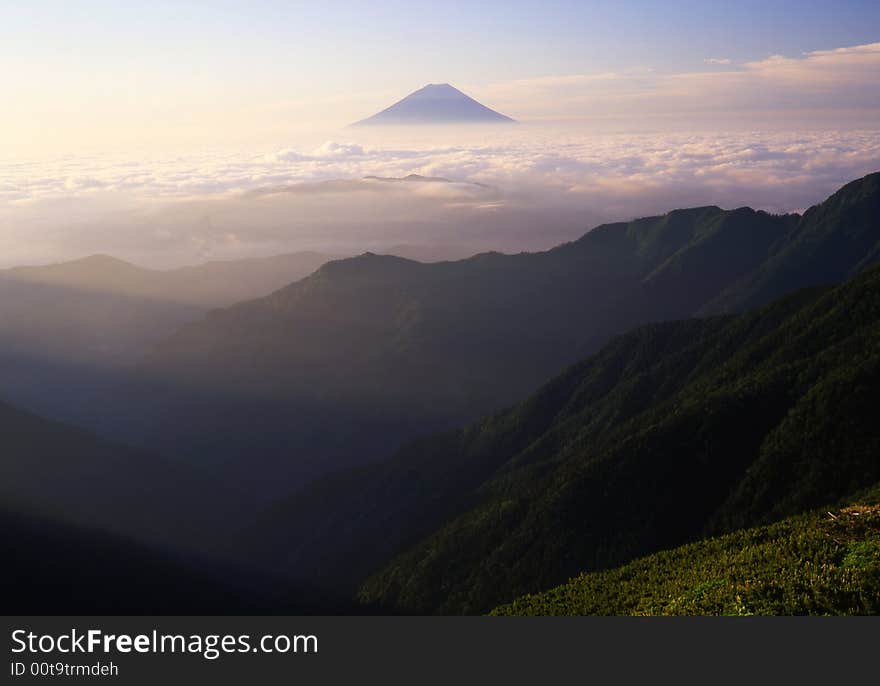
[0,509,338,615]
[629,207,799,321]
[352,264,880,614]
[706,172,880,312]
[112,174,879,497]
[492,484,880,616]
[0,397,240,553]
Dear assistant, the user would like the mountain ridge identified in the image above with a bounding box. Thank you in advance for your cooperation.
[0,249,345,430]
[1,250,338,307]
[105,173,880,496]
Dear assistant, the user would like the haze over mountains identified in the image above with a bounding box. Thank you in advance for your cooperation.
[88,174,880,497]
[2,171,878,614]
[3,252,337,308]
[352,83,516,126]
[0,246,472,426]
[0,251,339,427]
[0,251,336,369]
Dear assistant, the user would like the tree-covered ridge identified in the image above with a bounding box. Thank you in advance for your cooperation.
[706,172,880,313]
[356,263,880,614]
[492,484,880,616]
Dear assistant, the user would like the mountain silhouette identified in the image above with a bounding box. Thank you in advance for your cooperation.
[101,174,880,498]
[352,83,515,125]
[2,251,337,308]
[0,251,339,431]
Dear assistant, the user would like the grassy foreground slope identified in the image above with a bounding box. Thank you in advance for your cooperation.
[493,485,880,615]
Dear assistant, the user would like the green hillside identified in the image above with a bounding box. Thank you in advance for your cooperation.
[492,485,880,616]
[356,264,880,614]
[707,172,880,313]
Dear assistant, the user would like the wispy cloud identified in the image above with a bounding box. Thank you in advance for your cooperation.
[478,42,880,124]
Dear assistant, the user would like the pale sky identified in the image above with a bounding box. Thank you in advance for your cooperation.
[2,1,879,152]
[1,2,878,268]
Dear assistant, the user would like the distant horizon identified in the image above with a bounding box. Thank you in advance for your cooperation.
[3,2,880,150]
[2,2,878,268]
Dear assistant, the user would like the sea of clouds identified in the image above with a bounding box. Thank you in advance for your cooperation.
[2,127,879,268]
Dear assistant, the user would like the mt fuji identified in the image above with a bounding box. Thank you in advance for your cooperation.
[352,83,515,126]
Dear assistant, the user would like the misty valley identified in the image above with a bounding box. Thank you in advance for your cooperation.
[1,170,879,615]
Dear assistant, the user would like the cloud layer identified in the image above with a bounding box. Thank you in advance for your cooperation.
[2,127,878,268]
